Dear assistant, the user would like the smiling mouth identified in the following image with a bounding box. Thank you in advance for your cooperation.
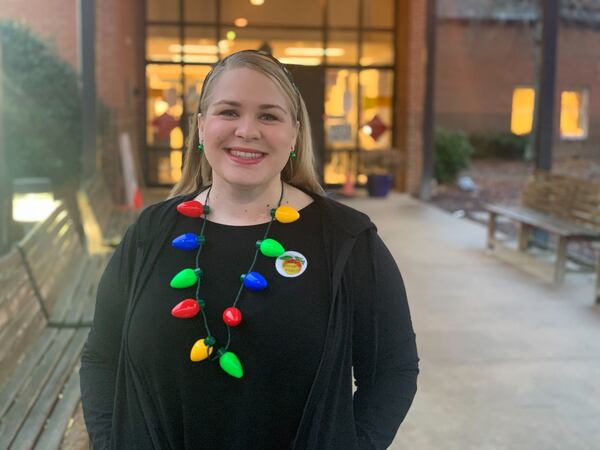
[227,148,266,160]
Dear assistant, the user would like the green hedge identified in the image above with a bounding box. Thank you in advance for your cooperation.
[0,20,82,184]
[434,128,473,184]
[469,131,528,160]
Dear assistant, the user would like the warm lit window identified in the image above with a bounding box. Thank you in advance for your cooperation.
[560,90,588,139]
[510,87,535,135]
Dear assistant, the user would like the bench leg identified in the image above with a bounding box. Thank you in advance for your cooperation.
[518,224,531,252]
[487,212,497,249]
[596,249,600,304]
[554,237,568,284]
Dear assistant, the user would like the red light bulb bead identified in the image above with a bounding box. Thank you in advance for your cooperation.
[176,200,210,218]
[171,298,206,318]
[223,307,242,327]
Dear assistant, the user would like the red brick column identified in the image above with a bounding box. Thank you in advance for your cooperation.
[395,0,427,194]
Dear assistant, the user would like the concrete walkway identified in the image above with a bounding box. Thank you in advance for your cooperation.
[340,194,600,450]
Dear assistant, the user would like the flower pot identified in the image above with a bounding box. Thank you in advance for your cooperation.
[366,174,394,197]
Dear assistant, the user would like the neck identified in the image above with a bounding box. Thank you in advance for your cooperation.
[202,176,284,226]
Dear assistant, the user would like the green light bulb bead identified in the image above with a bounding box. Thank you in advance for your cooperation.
[170,267,203,289]
[256,238,285,257]
[217,348,244,379]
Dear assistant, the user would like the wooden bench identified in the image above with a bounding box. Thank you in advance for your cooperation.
[80,174,137,250]
[485,171,600,303]
[0,201,110,449]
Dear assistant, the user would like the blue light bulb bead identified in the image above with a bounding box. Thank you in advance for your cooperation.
[171,233,205,250]
[240,271,268,291]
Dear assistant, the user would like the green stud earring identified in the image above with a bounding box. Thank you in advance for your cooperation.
[290,151,297,159]
[197,143,204,151]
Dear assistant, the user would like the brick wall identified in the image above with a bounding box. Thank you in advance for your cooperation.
[0,0,77,67]
[435,19,600,160]
[1,0,145,200]
[395,0,428,195]
[95,0,145,201]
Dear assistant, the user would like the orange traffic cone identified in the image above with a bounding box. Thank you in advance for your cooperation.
[133,187,144,209]
[339,171,356,197]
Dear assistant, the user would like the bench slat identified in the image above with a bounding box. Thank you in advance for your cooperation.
[0,328,59,417]
[485,204,600,239]
[521,171,600,229]
[50,256,99,325]
[10,329,87,450]
[33,365,82,450]
[0,299,45,385]
[0,330,74,448]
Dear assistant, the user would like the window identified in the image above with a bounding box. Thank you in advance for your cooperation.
[324,69,358,184]
[146,64,183,184]
[146,0,179,22]
[510,87,534,135]
[359,69,393,150]
[146,26,181,62]
[560,89,588,140]
[220,0,323,26]
[144,0,396,186]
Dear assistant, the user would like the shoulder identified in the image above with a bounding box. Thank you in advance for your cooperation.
[132,191,198,243]
[285,184,373,236]
[313,194,375,238]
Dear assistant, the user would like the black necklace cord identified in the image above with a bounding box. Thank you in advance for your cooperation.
[192,179,285,360]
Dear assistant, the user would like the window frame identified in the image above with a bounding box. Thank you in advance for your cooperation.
[559,87,589,141]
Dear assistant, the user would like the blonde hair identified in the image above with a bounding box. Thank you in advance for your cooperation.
[169,50,324,198]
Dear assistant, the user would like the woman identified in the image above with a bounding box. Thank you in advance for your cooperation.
[80,50,418,450]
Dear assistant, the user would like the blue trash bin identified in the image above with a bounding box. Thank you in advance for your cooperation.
[367,174,394,197]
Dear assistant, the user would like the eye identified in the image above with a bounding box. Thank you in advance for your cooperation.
[218,109,238,117]
[260,113,279,122]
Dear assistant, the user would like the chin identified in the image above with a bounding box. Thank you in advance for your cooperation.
[218,172,275,189]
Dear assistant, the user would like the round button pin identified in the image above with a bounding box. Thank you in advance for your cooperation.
[275,251,307,278]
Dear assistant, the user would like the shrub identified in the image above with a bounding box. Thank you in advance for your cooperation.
[469,131,528,160]
[0,20,82,185]
[434,128,473,184]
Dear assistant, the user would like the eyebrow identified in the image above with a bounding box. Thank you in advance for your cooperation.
[212,100,287,114]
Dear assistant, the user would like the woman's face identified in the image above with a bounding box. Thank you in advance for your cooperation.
[198,67,298,190]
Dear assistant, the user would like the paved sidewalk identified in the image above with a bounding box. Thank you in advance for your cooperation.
[341,194,600,450]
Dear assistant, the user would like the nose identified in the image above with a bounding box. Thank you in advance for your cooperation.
[234,114,261,141]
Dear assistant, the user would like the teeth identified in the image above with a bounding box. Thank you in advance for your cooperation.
[230,150,263,159]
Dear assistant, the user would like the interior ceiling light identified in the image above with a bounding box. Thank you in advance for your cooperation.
[279,56,321,66]
[234,18,248,27]
[250,0,265,5]
[183,55,220,63]
[226,30,237,41]
[218,40,231,52]
[284,47,345,57]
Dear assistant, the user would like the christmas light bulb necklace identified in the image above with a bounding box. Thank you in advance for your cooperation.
[169,179,301,378]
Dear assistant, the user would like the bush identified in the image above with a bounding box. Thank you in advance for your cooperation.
[0,20,82,185]
[434,128,473,184]
[469,131,528,160]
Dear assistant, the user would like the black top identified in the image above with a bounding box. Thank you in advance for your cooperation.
[80,190,419,450]
[129,202,329,449]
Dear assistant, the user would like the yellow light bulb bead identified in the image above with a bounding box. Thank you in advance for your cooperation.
[274,205,300,223]
[190,338,214,362]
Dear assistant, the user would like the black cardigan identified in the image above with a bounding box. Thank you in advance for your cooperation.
[80,190,419,449]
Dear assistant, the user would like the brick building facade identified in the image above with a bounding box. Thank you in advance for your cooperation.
[436,3,600,160]
[0,0,431,195]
